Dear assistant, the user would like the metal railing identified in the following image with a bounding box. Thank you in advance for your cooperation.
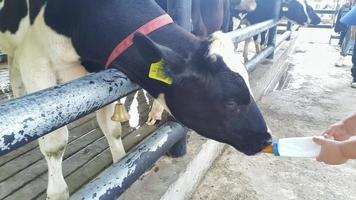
[228,19,296,72]
[312,9,337,28]
[0,0,297,199]
[314,9,337,14]
[0,69,140,155]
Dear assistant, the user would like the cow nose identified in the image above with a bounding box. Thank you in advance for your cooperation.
[260,138,273,153]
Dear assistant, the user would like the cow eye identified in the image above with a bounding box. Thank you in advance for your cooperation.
[225,100,239,113]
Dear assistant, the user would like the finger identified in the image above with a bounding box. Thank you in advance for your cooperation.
[313,137,325,145]
[322,129,332,137]
[323,129,337,138]
[324,134,334,140]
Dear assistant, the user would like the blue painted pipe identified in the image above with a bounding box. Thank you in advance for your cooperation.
[245,46,275,72]
[267,0,282,59]
[226,19,281,44]
[0,68,139,156]
[71,121,187,200]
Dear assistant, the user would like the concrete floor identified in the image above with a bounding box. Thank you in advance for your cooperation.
[192,27,356,200]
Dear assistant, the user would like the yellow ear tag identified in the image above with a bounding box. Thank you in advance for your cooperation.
[149,59,173,85]
[282,6,289,12]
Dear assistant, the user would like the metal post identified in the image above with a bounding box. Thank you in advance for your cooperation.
[267,0,282,59]
[165,0,191,157]
[71,121,187,200]
[286,21,292,41]
[227,20,280,44]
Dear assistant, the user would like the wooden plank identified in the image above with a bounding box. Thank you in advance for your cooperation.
[0,129,104,199]
[0,159,47,199]
[0,114,96,167]
[123,124,160,151]
[36,148,112,199]
[0,141,38,167]
[66,114,96,130]
[0,146,42,182]
[4,135,109,200]
[65,148,112,195]
[0,118,99,182]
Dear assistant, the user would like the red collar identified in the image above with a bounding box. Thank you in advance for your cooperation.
[105,14,174,69]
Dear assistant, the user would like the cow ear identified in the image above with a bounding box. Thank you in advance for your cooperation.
[133,32,162,63]
[133,32,187,76]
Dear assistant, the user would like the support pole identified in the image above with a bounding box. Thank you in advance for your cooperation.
[286,21,292,41]
[71,121,187,200]
[267,0,282,59]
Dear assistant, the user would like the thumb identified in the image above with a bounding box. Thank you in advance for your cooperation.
[313,136,326,145]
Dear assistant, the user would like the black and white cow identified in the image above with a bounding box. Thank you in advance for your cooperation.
[0,0,272,199]
[191,0,257,37]
[155,0,257,37]
[230,0,321,62]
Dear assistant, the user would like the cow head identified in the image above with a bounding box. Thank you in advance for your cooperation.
[281,0,320,25]
[232,0,257,12]
[133,32,272,155]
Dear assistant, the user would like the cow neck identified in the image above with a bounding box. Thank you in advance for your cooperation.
[111,23,201,98]
[105,14,173,69]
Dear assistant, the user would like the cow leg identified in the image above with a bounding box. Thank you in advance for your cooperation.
[8,56,26,97]
[39,128,69,200]
[146,99,164,126]
[13,50,69,200]
[96,103,126,163]
[56,63,125,163]
[243,38,251,63]
[9,66,25,97]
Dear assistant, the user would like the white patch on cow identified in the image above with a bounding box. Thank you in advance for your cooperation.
[0,13,30,56]
[34,9,81,69]
[208,31,252,92]
[0,0,4,10]
[237,0,257,11]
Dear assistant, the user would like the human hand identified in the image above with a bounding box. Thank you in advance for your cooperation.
[322,121,353,141]
[313,137,348,165]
